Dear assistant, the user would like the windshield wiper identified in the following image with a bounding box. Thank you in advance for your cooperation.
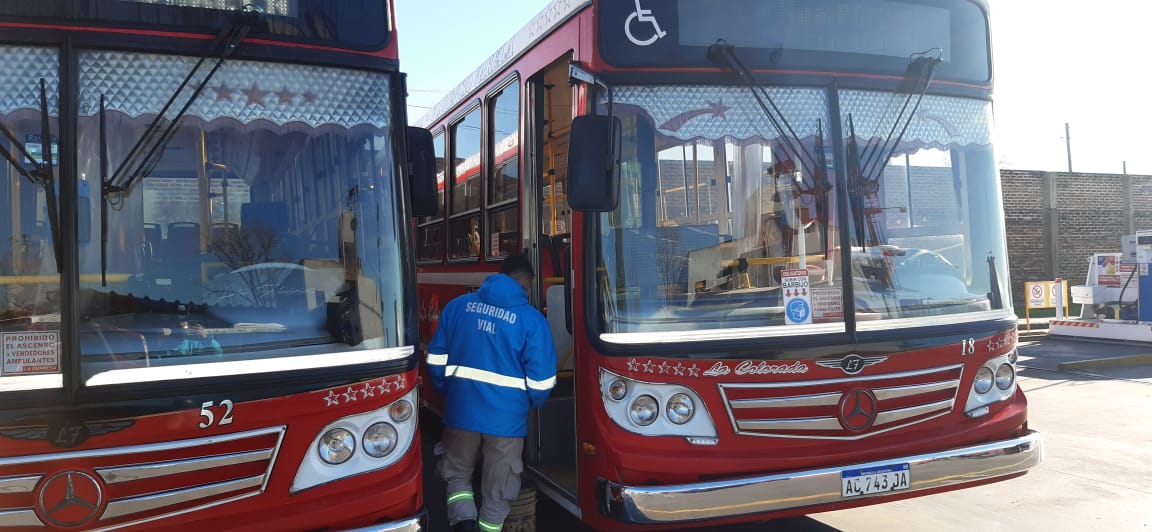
[0,79,62,273]
[103,6,264,198]
[845,114,871,248]
[847,50,943,249]
[857,49,943,182]
[99,6,264,286]
[707,40,820,187]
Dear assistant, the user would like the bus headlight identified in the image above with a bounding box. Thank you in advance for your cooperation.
[363,422,399,458]
[389,399,414,423]
[973,366,994,394]
[995,363,1015,390]
[964,352,1018,417]
[293,387,420,493]
[666,393,695,425]
[600,368,718,442]
[318,428,355,464]
[628,395,659,426]
[609,379,629,401]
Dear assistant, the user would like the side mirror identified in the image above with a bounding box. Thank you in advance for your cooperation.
[566,115,621,212]
[406,126,438,217]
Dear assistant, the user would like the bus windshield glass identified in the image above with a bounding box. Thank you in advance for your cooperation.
[73,49,405,385]
[0,0,390,51]
[593,84,1010,338]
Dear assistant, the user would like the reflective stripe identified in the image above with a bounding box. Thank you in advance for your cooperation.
[448,490,474,504]
[478,519,502,532]
[427,353,449,366]
[527,375,556,391]
[445,365,527,390]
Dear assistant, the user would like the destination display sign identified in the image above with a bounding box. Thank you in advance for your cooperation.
[597,0,990,83]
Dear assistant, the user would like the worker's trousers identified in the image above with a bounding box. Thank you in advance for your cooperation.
[438,426,524,531]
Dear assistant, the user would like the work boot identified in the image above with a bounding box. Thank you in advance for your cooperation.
[452,519,479,532]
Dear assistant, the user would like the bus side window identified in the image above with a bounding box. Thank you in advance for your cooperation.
[448,105,481,260]
[416,129,446,263]
[486,77,520,258]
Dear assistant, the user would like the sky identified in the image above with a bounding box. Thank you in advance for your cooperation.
[396,0,1152,175]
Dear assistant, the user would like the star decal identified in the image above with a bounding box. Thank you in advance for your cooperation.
[627,358,641,372]
[380,379,394,394]
[342,386,358,403]
[244,82,269,107]
[641,360,656,374]
[687,364,701,377]
[214,83,235,102]
[394,374,407,390]
[323,390,341,406]
[673,362,686,376]
[277,87,295,104]
[657,361,671,374]
[302,92,317,104]
[360,382,376,399]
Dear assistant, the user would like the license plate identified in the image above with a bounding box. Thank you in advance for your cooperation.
[840,463,911,497]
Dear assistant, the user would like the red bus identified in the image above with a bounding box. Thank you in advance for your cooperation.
[0,1,436,530]
[413,0,1042,529]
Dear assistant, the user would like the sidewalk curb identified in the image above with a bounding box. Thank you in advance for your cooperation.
[1056,353,1152,371]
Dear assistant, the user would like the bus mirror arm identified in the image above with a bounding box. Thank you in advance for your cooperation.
[567,64,621,212]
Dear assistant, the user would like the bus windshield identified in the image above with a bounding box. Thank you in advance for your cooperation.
[593,84,1010,338]
[68,49,406,385]
[0,44,410,391]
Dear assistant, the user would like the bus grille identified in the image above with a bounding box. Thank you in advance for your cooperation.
[718,364,963,440]
[0,426,284,529]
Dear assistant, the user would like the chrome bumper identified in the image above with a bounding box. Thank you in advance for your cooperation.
[341,512,424,532]
[600,430,1043,524]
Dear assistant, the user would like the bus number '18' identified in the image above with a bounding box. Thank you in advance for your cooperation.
[199,400,236,429]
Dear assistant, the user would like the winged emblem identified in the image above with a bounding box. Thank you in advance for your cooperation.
[815,354,888,375]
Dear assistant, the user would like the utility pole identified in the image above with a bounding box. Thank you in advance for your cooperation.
[1065,123,1072,173]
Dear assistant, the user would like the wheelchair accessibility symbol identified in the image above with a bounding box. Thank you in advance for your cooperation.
[787,298,810,324]
[625,0,666,47]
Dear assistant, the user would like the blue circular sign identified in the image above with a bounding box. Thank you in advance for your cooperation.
[787,298,810,322]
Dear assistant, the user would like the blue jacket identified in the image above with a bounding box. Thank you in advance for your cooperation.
[427,274,557,437]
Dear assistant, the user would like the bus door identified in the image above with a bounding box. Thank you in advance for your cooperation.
[525,55,579,503]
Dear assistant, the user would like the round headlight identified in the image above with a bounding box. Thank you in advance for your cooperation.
[390,399,414,423]
[363,422,399,458]
[628,395,659,426]
[995,363,1015,390]
[608,379,629,401]
[973,366,994,394]
[666,393,695,425]
[318,428,355,464]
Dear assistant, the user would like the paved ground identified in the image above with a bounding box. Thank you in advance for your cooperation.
[811,334,1152,531]
[420,332,1152,531]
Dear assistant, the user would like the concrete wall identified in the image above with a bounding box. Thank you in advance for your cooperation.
[1000,169,1152,308]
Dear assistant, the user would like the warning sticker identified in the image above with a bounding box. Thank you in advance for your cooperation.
[2,331,61,376]
[781,269,812,325]
[813,288,843,319]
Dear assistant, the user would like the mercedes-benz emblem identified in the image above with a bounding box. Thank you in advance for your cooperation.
[838,389,879,431]
[37,471,104,527]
